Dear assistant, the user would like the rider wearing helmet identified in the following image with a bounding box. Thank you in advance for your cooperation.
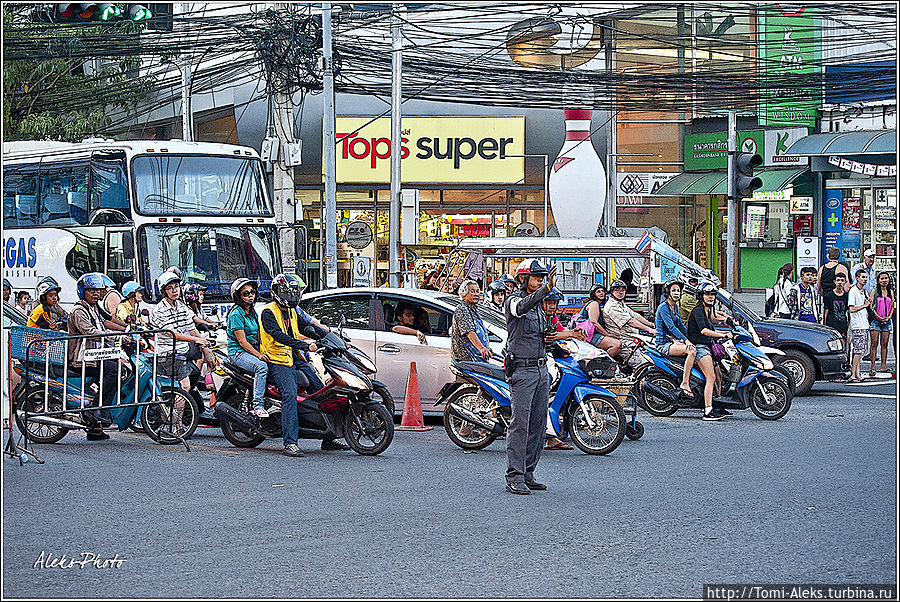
[686,281,732,421]
[503,258,556,495]
[226,278,270,418]
[541,288,581,340]
[27,276,67,331]
[602,278,656,364]
[260,273,347,457]
[116,281,146,326]
[2,278,11,305]
[183,283,218,332]
[67,272,122,440]
[677,270,700,323]
[487,280,507,312]
[150,270,210,395]
[499,274,516,294]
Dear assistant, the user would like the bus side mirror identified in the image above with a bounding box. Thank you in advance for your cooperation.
[123,231,135,260]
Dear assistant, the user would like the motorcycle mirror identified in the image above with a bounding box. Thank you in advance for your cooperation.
[320,316,331,326]
[339,314,347,327]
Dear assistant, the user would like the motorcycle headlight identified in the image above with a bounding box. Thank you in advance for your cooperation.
[827,338,844,352]
[754,356,774,371]
[332,367,370,390]
[350,348,377,373]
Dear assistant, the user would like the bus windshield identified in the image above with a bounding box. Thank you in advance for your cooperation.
[132,154,271,216]
[138,225,280,301]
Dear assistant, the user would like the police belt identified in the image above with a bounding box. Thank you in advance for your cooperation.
[512,356,547,368]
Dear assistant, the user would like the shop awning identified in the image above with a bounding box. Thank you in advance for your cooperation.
[784,130,896,156]
[654,168,807,196]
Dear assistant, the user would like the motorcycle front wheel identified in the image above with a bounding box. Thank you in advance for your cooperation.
[141,388,200,444]
[14,388,69,444]
[343,403,393,456]
[748,376,792,420]
[442,386,498,451]
[371,382,396,416]
[567,395,626,455]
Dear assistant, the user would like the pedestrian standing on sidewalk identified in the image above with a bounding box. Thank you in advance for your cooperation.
[822,272,850,372]
[503,259,555,495]
[787,267,821,323]
[773,264,795,319]
[867,271,895,376]
[851,249,877,296]
[847,270,871,382]
[817,248,849,296]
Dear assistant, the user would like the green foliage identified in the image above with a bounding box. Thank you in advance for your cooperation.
[2,4,152,142]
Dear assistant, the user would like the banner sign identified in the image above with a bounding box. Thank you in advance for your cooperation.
[333,116,524,184]
[616,172,678,196]
[828,156,896,177]
[822,189,843,253]
[758,6,821,127]
[764,127,809,166]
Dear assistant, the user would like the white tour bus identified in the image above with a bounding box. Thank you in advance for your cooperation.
[2,139,282,315]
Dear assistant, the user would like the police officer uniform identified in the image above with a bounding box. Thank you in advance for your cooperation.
[503,260,553,494]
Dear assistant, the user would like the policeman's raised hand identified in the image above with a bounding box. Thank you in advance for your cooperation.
[547,265,557,288]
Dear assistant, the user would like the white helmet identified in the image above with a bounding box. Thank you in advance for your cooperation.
[157,271,181,292]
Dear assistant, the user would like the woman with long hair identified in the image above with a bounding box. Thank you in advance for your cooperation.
[868,271,895,376]
[773,263,794,319]
[571,284,622,357]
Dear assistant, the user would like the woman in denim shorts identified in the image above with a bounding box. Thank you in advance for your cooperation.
[868,271,895,376]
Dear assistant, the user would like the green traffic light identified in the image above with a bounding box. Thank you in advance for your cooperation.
[96,3,122,20]
[127,5,153,21]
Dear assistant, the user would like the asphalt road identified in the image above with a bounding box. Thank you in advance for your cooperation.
[3,380,896,598]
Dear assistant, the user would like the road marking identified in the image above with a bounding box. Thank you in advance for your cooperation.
[807,392,896,400]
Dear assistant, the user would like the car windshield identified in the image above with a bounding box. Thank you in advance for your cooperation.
[718,289,761,321]
[430,292,507,331]
[138,225,280,301]
[132,154,271,216]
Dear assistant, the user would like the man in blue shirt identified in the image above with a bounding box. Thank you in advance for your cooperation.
[655,280,706,398]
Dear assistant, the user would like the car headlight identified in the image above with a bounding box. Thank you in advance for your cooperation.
[333,367,370,390]
[827,338,844,352]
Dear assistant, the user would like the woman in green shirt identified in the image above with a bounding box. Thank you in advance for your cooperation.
[226,278,270,418]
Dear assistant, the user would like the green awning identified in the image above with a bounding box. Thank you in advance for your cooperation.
[655,168,808,196]
[655,172,728,196]
[784,130,895,156]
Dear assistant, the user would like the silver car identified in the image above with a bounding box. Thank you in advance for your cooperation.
[299,287,507,415]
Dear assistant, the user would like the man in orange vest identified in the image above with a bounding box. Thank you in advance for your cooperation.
[260,273,348,457]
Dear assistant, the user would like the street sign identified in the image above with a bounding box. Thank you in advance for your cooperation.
[352,256,372,287]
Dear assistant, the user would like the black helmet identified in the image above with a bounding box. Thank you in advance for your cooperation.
[271,273,305,308]
[499,274,516,287]
[662,280,683,299]
[609,279,627,291]
[488,280,507,296]
[545,287,564,303]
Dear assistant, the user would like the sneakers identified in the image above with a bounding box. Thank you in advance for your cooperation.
[282,444,304,457]
[702,409,726,421]
[86,429,110,441]
[321,439,351,451]
[252,406,270,419]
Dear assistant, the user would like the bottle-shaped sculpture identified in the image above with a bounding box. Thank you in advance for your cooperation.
[548,109,607,238]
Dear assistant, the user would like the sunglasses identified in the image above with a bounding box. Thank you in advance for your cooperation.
[240,290,256,297]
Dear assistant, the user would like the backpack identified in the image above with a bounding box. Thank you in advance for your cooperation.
[763,291,776,317]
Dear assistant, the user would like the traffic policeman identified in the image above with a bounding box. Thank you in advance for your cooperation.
[503,259,556,495]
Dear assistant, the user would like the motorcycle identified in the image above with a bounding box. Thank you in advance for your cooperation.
[437,339,627,455]
[634,322,793,420]
[213,320,393,455]
[13,331,200,446]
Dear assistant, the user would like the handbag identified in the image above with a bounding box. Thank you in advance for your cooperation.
[710,341,727,362]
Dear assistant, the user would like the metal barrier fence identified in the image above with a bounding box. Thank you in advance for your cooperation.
[4,325,192,464]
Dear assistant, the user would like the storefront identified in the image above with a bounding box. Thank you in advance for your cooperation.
[294,115,554,288]
[785,129,897,273]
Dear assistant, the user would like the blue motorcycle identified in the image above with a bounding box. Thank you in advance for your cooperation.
[12,330,199,446]
[437,339,627,455]
[634,323,792,420]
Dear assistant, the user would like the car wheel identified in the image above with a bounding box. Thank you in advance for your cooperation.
[775,349,815,397]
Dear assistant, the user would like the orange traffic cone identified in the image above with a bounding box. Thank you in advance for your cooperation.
[396,361,433,431]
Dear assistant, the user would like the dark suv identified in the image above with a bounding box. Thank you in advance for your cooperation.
[714,289,847,396]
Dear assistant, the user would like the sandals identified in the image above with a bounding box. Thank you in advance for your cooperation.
[544,438,574,450]
[679,386,695,398]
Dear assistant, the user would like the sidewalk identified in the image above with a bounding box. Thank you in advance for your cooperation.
[733,291,896,370]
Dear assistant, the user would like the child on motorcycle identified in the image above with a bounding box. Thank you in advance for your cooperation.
[27,276,67,331]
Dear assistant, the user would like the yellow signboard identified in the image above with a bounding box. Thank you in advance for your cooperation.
[333,116,525,184]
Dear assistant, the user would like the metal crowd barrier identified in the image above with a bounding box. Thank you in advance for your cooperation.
[4,325,189,464]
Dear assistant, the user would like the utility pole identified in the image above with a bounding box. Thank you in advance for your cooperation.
[179,3,193,141]
[271,3,297,274]
[726,110,736,292]
[322,2,338,288]
[388,6,404,288]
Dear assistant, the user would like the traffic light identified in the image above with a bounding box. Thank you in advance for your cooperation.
[32,3,153,23]
[733,151,763,197]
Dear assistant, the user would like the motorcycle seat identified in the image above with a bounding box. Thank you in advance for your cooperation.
[453,360,506,381]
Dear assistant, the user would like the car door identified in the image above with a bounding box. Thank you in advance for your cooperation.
[374,294,453,412]
[300,292,377,365]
